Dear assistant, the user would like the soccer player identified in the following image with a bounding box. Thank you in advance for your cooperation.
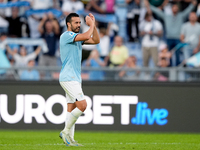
[59,13,100,146]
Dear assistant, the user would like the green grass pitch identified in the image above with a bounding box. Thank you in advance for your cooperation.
[0,130,200,150]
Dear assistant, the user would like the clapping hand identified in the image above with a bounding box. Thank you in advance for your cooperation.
[88,13,95,24]
[85,15,93,26]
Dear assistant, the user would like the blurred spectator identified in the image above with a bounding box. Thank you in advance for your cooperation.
[107,22,119,43]
[85,49,105,80]
[25,0,58,10]
[105,0,115,13]
[180,12,200,61]
[126,0,140,42]
[118,55,140,80]
[27,15,41,38]
[115,0,128,40]
[20,60,40,81]
[0,0,9,34]
[159,57,169,67]
[38,13,60,67]
[62,0,84,16]
[159,0,173,15]
[158,42,171,66]
[154,57,169,81]
[149,0,164,7]
[105,35,129,67]
[86,0,106,14]
[145,0,197,66]
[0,32,10,76]
[197,3,200,17]
[6,45,41,67]
[25,0,59,38]
[0,7,29,37]
[139,12,163,67]
[0,32,7,50]
[97,27,110,60]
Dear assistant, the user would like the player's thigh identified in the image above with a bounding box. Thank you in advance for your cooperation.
[60,81,85,102]
[64,90,74,104]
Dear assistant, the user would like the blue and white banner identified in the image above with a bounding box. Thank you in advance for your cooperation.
[0,1,30,8]
[6,38,48,53]
[0,1,62,18]
[172,43,188,51]
[25,9,63,18]
[77,10,117,23]
[186,52,200,67]
[0,49,10,74]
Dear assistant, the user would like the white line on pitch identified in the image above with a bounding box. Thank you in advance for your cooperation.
[1,142,199,146]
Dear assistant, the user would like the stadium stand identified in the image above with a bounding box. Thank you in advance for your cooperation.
[0,0,200,82]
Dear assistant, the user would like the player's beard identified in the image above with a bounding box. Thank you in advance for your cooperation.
[71,24,80,33]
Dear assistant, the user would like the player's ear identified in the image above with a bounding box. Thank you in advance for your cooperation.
[67,22,71,28]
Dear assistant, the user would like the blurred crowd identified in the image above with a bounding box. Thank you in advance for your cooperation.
[0,0,200,81]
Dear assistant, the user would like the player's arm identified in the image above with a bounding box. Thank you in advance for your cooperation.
[84,26,100,44]
[74,16,94,42]
[83,13,100,44]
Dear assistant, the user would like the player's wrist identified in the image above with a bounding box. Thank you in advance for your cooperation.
[89,23,94,28]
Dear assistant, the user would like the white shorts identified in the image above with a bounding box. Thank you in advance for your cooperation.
[60,81,85,103]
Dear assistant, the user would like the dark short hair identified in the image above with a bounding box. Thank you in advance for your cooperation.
[171,2,178,7]
[145,12,152,20]
[99,28,106,35]
[65,13,79,27]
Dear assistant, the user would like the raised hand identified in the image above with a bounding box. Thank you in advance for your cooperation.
[89,13,95,23]
[42,14,48,21]
[48,12,54,20]
[192,0,197,6]
[85,15,93,26]
[144,0,150,8]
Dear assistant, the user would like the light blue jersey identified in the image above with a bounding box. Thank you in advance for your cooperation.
[59,31,83,83]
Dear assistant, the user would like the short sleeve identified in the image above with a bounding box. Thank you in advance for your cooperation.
[65,31,78,44]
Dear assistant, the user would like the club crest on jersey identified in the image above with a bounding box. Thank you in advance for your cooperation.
[69,32,75,37]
